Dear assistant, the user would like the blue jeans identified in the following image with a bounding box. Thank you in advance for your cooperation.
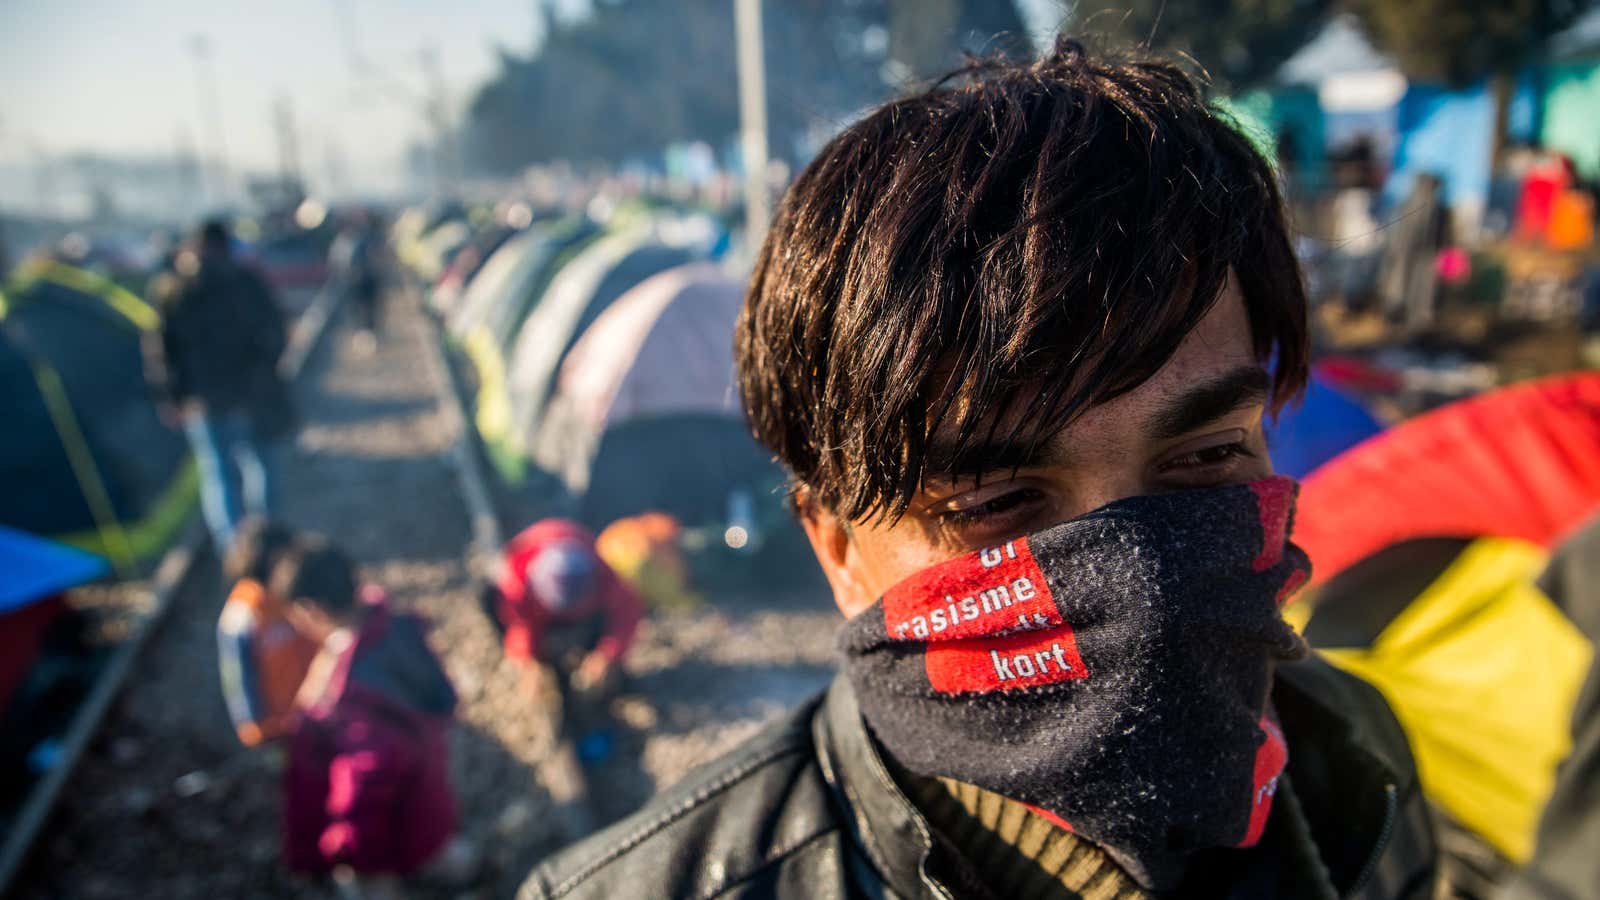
[185,408,274,553]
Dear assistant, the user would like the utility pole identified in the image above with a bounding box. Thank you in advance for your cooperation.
[174,125,202,222]
[188,34,232,209]
[419,43,454,197]
[273,93,303,190]
[734,0,770,245]
[0,115,58,220]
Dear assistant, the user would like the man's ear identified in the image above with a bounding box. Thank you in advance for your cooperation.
[796,492,877,619]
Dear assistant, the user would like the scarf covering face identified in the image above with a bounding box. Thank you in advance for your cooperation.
[839,477,1311,890]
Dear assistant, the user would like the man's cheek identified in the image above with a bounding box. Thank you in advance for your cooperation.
[852,528,959,600]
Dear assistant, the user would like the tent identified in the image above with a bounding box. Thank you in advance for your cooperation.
[0,262,196,566]
[529,264,791,539]
[1264,369,1385,478]
[447,217,601,471]
[1541,60,1600,181]
[1382,76,1540,228]
[579,417,787,530]
[1293,372,1600,875]
[429,222,523,317]
[532,264,748,504]
[397,215,472,283]
[1296,372,1600,584]
[0,526,106,810]
[447,216,598,345]
[0,526,106,717]
[498,226,696,482]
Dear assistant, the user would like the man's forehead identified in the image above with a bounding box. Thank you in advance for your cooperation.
[920,288,1262,484]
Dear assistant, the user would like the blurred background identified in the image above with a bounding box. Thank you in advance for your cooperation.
[2,1,1599,898]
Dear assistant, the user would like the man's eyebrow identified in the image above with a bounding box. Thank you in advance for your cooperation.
[922,426,1067,485]
[919,365,1270,486]
[1146,365,1271,441]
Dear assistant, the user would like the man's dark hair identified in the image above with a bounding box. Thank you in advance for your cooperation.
[197,218,231,254]
[736,37,1309,522]
[269,534,358,616]
[224,516,295,584]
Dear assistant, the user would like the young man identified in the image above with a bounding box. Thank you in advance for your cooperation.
[522,40,1437,899]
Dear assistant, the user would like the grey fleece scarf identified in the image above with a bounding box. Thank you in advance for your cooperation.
[839,477,1311,891]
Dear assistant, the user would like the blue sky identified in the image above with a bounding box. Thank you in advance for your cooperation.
[1,0,1064,193]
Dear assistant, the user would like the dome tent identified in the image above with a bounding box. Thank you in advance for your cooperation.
[448,217,601,470]
[532,264,780,527]
[1297,372,1600,584]
[1294,373,1600,874]
[497,221,698,483]
[446,215,598,345]
[0,262,196,566]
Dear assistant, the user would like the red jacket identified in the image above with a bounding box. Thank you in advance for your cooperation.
[496,519,643,665]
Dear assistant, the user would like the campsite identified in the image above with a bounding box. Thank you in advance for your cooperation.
[4,2,1600,898]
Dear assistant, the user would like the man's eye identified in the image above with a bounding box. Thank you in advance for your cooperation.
[1160,441,1251,471]
[937,488,1045,528]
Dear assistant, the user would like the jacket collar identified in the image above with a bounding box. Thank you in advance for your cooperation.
[814,667,1407,899]
[814,677,957,898]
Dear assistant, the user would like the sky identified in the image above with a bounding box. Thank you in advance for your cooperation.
[1,0,545,194]
[1,0,1065,203]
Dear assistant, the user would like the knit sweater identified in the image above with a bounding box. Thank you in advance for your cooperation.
[905,774,1149,900]
[903,771,1341,900]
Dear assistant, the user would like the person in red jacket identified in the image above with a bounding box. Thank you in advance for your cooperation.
[492,519,643,701]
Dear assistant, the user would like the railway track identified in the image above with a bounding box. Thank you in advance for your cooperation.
[7,276,842,899]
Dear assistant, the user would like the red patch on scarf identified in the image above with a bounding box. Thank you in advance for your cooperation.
[1249,478,1294,572]
[924,626,1090,694]
[882,537,1062,642]
[1022,802,1075,833]
[882,538,1087,694]
[1238,713,1288,848]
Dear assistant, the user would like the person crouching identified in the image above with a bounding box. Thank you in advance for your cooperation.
[490,519,643,707]
[272,534,475,896]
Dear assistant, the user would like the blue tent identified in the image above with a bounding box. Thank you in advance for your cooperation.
[1266,372,1385,479]
[0,525,107,612]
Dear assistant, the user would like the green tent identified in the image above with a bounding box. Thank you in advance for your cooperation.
[0,261,196,568]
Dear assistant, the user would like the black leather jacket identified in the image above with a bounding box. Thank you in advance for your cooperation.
[520,655,1436,899]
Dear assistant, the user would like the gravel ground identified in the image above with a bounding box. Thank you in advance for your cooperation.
[13,288,841,899]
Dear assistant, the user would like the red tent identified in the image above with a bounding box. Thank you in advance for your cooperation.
[1297,372,1600,585]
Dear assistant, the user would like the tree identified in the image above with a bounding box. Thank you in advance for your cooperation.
[1081,0,1335,91]
[463,0,1030,173]
[1346,0,1596,165]
[1346,0,1589,84]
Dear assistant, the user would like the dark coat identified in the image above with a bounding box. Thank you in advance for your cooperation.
[144,254,291,433]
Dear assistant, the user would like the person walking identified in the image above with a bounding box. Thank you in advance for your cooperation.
[144,219,294,552]
[330,212,385,355]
